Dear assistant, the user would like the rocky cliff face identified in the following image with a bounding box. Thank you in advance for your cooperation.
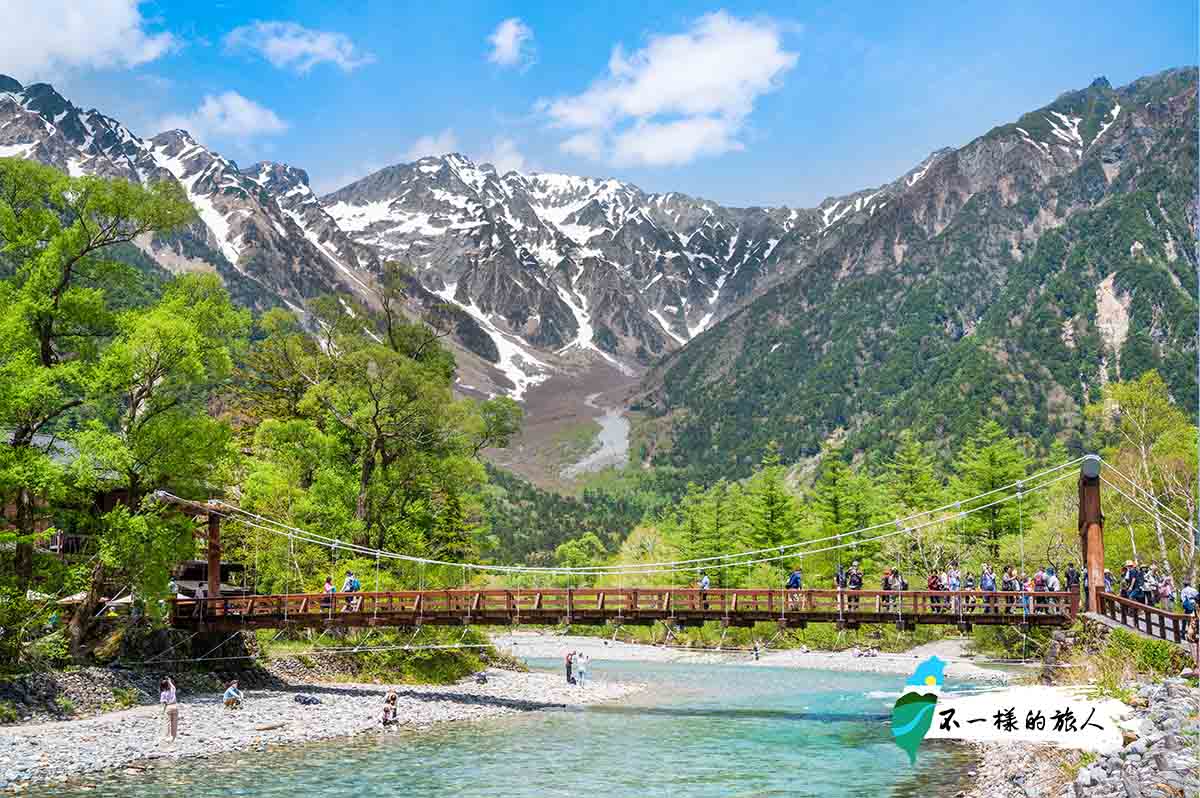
[634,67,1199,478]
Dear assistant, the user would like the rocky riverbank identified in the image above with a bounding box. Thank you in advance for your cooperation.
[963,679,1199,798]
[0,669,645,792]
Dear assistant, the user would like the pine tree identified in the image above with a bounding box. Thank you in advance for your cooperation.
[952,420,1032,559]
[745,442,800,549]
[887,430,944,511]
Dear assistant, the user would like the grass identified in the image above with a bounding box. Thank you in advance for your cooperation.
[1060,625,1191,702]
[54,695,76,716]
[253,628,497,685]
[0,701,18,724]
[550,419,603,466]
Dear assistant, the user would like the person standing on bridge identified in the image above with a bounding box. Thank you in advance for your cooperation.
[1065,563,1081,601]
[1181,582,1197,614]
[1103,569,1114,594]
[699,571,710,610]
[1142,566,1158,608]
[980,564,996,614]
[1158,569,1176,611]
[786,567,803,609]
[847,561,863,611]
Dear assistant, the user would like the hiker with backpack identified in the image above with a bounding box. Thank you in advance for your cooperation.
[785,567,803,609]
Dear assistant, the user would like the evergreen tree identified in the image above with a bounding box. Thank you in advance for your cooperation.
[744,442,800,549]
[951,420,1032,559]
[887,430,944,511]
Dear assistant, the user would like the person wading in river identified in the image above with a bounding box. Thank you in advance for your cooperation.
[160,677,178,742]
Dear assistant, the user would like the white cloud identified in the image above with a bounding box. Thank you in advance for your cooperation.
[481,138,526,174]
[224,21,374,74]
[0,0,175,79]
[612,117,743,166]
[156,92,288,140]
[487,18,535,69]
[404,129,460,160]
[540,11,796,166]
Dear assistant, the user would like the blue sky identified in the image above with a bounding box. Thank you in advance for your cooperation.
[6,0,1197,206]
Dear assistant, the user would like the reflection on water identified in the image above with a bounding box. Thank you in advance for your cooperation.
[32,660,976,798]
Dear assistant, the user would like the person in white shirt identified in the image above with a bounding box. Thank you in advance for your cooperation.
[159,677,178,741]
[576,653,588,687]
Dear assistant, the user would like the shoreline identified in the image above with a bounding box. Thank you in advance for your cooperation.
[493,631,1015,683]
[0,669,645,792]
[0,634,1032,792]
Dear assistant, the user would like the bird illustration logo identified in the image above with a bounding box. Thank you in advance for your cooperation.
[890,655,946,764]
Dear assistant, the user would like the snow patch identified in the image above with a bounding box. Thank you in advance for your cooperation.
[431,282,549,400]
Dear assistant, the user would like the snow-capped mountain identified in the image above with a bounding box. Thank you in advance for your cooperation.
[4,70,1148,407]
[0,76,372,312]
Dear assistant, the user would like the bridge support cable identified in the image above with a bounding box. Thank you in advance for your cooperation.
[1099,475,1197,548]
[154,466,1080,594]
[156,458,1086,579]
[1100,459,1197,536]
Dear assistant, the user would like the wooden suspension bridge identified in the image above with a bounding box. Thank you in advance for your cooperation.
[165,456,1198,660]
[169,587,1081,632]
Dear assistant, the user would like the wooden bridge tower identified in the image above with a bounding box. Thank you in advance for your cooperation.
[1078,455,1104,613]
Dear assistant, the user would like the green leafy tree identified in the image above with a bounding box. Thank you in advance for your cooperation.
[0,158,194,586]
[887,430,944,511]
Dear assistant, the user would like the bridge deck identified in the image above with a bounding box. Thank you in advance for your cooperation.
[171,588,1079,632]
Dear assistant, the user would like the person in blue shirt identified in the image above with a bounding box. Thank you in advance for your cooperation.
[223,680,244,709]
[785,567,803,609]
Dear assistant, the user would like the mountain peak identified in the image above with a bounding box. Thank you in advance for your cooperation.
[0,75,22,94]
[1090,76,1112,90]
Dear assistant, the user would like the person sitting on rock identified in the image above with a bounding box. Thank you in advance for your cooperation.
[223,680,244,710]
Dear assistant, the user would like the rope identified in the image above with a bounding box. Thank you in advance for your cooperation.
[1101,459,1197,533]
[156,457,1084,576]
[167,469,1077,582]
[1100,476,1197,547]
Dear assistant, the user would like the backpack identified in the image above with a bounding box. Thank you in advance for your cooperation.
[1034,573,1046,590]
[351,577,362,592]
[899,578,908,591]
[848,571,863,589]
[1159,581,1172,599]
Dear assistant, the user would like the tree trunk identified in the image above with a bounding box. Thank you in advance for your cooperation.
[354,442,377,545]
[68,561,107,662]
[13,487,35,589]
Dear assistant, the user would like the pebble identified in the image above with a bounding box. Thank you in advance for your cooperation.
[964,679,1200,798]
[0,669,644,791]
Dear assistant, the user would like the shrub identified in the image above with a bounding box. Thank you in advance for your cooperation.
[54,696,76,716]
[109,687,141,710]
[0,701,18,724]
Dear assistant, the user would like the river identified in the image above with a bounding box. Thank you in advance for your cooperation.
[561,393,631,479]
[33,660,977,797]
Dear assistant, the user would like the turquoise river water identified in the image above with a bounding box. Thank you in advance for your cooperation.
[34,659,980,797]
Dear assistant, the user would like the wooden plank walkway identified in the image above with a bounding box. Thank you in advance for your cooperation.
[1092,592,1197,654]
[171,588,1080,632]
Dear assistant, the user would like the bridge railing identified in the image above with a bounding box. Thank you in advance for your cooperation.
[1098,591,1195,645]
[170,587,1079,625]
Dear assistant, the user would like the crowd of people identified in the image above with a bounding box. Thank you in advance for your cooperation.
[771,559,1197,616]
